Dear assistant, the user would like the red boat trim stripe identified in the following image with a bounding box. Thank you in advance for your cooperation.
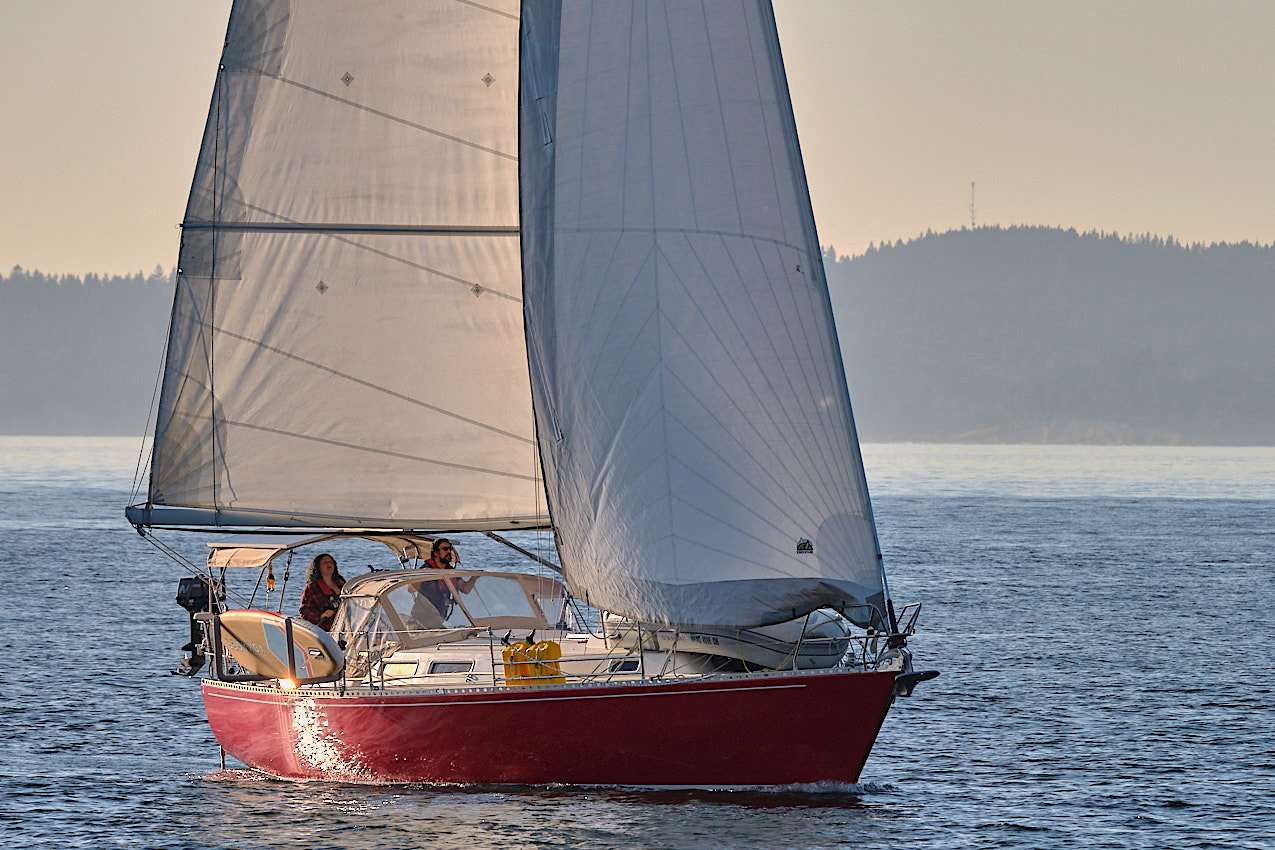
[204,681,808,708]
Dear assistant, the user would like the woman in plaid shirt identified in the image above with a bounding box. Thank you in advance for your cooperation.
[299,553,345,631]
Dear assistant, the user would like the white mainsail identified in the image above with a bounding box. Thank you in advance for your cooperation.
[521,1,889,628]
[138,0,546,530]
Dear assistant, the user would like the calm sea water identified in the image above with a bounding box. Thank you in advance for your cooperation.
[2,438,1273,849]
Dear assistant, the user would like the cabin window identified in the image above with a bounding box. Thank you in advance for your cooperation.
[381,660,419,678]
[428,660,474,674]
[609,658,639,672]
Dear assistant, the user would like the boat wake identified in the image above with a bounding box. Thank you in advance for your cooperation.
[770,780,897,795]
[201,769,269,783]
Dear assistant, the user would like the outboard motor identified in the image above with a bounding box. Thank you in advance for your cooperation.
[173,576,220,676]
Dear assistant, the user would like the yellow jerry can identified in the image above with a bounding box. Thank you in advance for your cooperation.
[501,643,535,688]
[529,640,565,685]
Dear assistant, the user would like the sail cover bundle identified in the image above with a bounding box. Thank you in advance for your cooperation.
[136,0,890,630]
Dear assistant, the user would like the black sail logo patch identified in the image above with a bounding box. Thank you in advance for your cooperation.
[796,538,814,555]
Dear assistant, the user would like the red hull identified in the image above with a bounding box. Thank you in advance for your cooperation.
[203,670,897,785]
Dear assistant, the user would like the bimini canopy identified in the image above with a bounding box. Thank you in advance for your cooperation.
[206,532,436,570]
[335,569,569,640]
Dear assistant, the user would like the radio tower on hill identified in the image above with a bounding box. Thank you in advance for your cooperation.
[969,181,976,228]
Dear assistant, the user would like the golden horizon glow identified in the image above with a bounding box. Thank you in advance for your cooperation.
[3,1,1273,275]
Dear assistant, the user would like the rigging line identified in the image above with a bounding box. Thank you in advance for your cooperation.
[455,0,519,21]
[130,359,162,503]
[246,562,267,609]
[208,323,536,446]
[248,73,517,162]
[132,274,178,503]
[207,199,522,304]
[220,417,541,482]
[484,531,562,575]
[211,66,224,513]
[141,532,254,609]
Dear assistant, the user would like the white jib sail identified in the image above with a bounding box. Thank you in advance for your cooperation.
[146,0,547,530]
[522,0,889,628]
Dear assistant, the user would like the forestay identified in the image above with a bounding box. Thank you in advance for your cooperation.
[141,0,545,530]
[521,0,890,628]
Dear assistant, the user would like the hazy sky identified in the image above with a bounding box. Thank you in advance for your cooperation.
[2,0,1273,275]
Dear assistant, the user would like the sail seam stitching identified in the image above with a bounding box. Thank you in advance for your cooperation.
[673,232,849,519]
[754,0,864,507]
[207,323,537,446]
[215,416,540,481]
[244,72,518,161]
[655,250,843,531]
[644,2,679,592]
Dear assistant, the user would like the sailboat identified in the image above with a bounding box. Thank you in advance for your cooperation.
[127,0,936,785]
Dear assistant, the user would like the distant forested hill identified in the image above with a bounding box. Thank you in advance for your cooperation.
[826,226,1275,444]
[1,266,173,435]
[3,226,1274,442]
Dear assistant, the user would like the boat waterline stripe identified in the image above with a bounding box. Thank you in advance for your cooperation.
[206,681,807,708]
[182,223,519,236]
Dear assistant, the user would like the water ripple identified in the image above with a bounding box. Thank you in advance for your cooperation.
[3,443,1274,847]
